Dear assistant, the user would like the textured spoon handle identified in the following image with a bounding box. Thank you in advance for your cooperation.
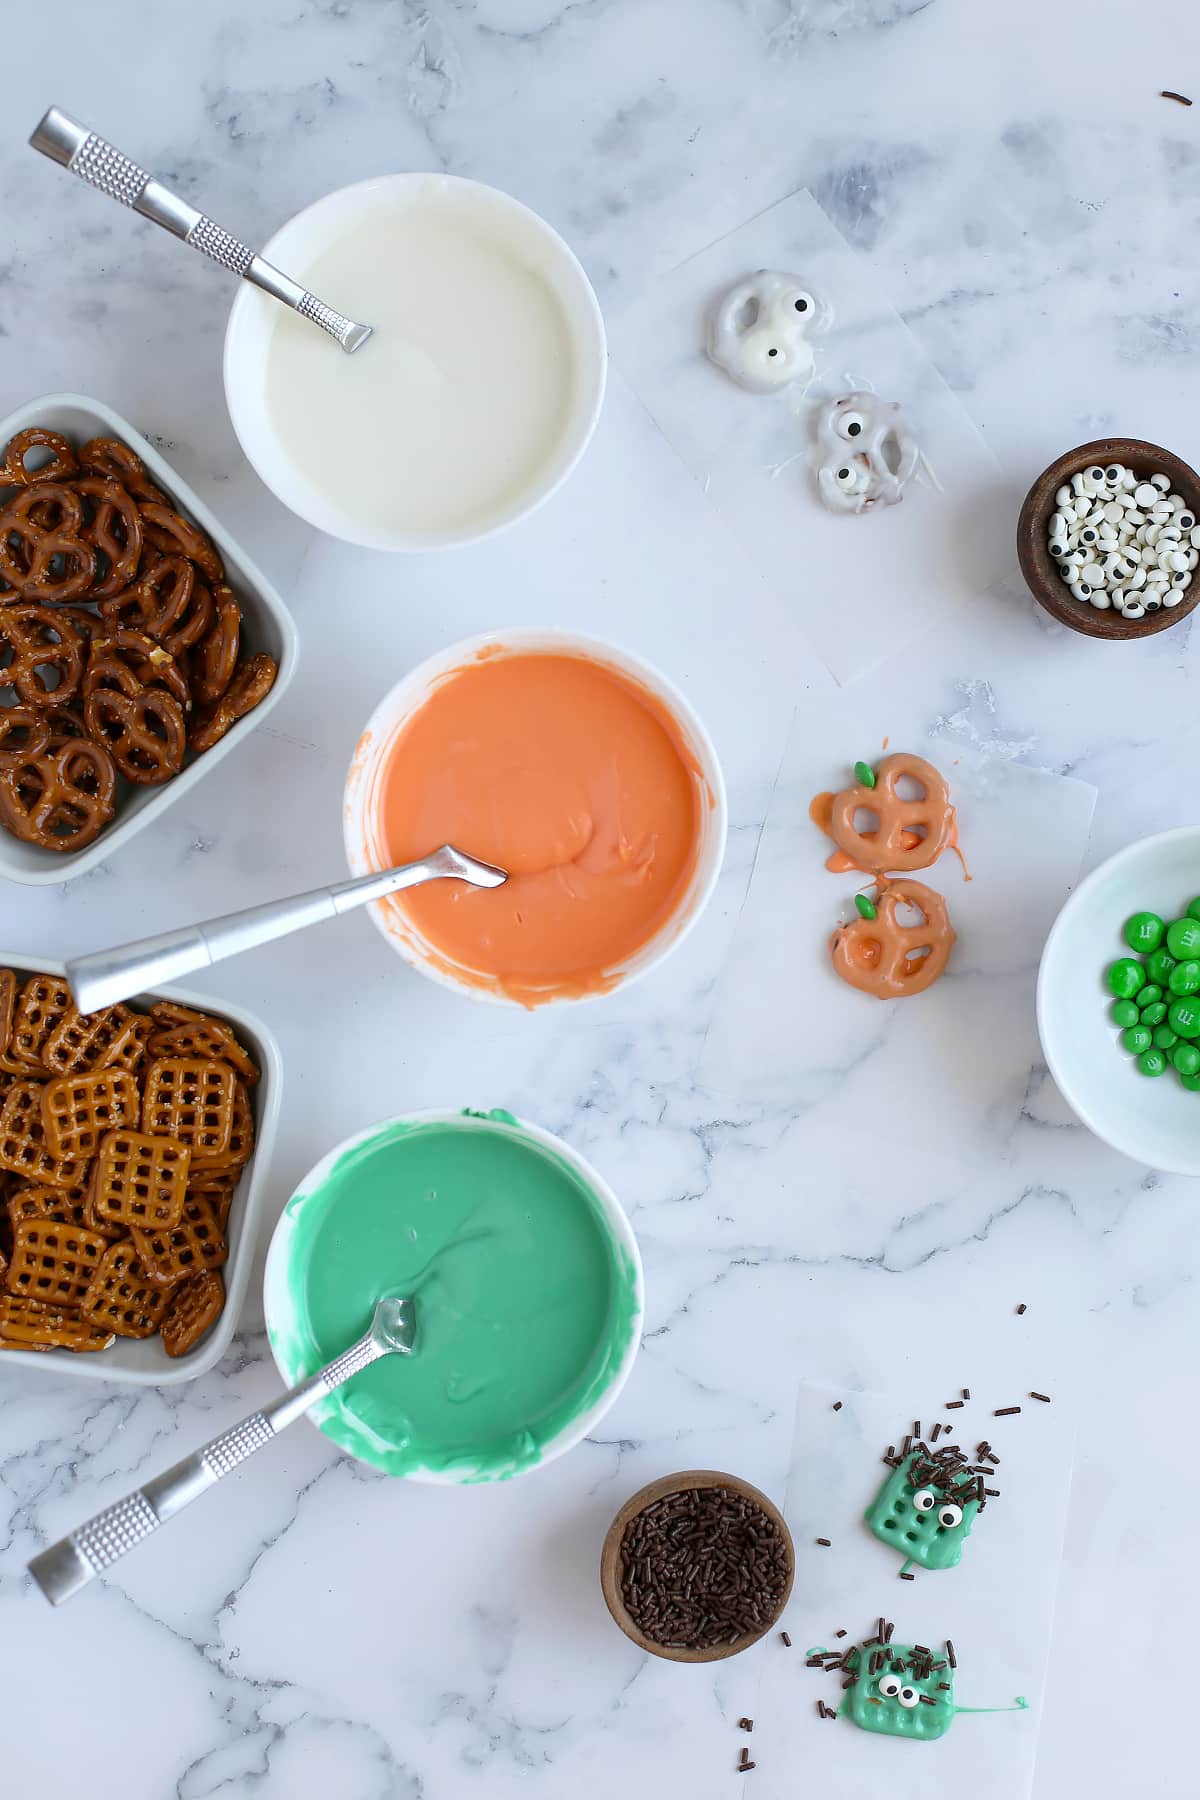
[30,106,372,353]
[28,1333,386,1605]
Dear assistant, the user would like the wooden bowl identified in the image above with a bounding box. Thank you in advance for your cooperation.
[1017,437,1200,640]
[599,1468,795,1663]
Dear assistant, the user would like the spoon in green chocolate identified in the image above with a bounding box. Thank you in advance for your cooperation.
[28,1295,416,1607]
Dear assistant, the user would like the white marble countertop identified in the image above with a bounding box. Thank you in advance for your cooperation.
[3,3,1200,1795]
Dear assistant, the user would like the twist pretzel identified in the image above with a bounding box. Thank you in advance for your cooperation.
[830,879,956,999]
[0,604,86,708]
[83,658,187,786]
[0,706,51,762]
[139,501,224,586]
[3,427,78,487]
[828,753,955,874]
[100,554,195,639]
[0,484,95,602]
[79,436,167,508]
[72,475,143,598]
[191,584,240,704]
[189,653,276,752]
[0,738,116,851]
[85,629,191,710]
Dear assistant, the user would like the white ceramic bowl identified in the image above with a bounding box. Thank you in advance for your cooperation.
[0,392,297,885]
[0,950,282,1384]
[342,628,728,1006]
[224,173,607,551]
[263,1108,644,1482]
[1038,827,1200,1173]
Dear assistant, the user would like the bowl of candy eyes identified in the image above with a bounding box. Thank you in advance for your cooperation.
[1017,438,1200,640]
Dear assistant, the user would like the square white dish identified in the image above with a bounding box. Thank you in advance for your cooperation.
[0,391,298,884]
[0,950,282,1384]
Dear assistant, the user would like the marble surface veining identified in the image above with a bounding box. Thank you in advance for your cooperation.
[2,3,1200,1795]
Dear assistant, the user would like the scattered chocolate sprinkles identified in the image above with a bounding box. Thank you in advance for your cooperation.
[899,1570,915,1580]
[962,1387,971,1400]
[835,1629,847,1639]
[781,1631,792,1647]
[816,1538,831,1547]
[919,1694,939,1707]
[738,1718,754,1732]
[832,1400,843,1411]
[738,1760,756,1772]
[1162,89,1193,105]
[993,1406,1021,1417]
[617,1484,792,1652]
[946,1638,957,1668]
[1016,1302,1027,1315]
[945,1399,965,1410]
[1030,1391,1051,1404]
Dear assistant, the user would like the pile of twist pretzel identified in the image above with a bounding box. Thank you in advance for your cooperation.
[0,426,277,852]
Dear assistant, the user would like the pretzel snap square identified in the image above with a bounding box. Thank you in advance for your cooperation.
[91,1128,190,1231]
[0,1292,115,1353]
[161,1269,225,1359]
[142,1058,236,1162]
[0,1081,90,1189]
[132,1191,227,1289]
[9,974,73,1070]
[81,1239,172,1340]
[7,1217,107,1307]
[42,1069,141,1160]
[42,1004,148,1078]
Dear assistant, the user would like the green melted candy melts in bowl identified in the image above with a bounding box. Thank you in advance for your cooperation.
[271,1111,640,1479]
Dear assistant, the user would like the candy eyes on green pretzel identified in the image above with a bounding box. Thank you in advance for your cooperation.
[938,1501,963,1528]
[878,1674,903,1699]
[912,1488,936,1513]
[897,1686,921,1709]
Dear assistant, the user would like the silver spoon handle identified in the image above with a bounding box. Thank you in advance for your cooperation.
[29,107,371,354]
[28,1332,385,1607]
[65,845,507,1014]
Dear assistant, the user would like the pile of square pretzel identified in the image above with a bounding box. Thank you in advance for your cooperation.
[0,969,257,1358]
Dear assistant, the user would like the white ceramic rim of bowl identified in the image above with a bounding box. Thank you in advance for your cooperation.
[1037,825,1200,1174]
[263,1107,644,1482]
[0,949,283,1384]
[0,392,298,885]
[342,627,729,1006]
[223,172,608,552]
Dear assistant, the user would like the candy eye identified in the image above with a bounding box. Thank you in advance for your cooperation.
[878,1674,902,1698]
[912,1487,936,1512]
[833,464,862,491]
[898,1686,921,1709]
[790,290,815,316]
[937,1502,963,1528]
[835,409,867,442]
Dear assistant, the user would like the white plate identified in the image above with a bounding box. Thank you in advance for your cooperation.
[0,950,282,1384]
[1038,826,1200,1173]
[0,392,298,884]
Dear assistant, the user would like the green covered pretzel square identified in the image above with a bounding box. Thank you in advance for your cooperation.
[847,1644,955,1741]
[865,1451,980,1570]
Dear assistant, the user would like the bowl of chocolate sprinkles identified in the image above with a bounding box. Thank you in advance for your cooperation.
[600,1470,794,1662]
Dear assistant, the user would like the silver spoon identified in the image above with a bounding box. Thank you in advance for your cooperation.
[29,1295,415,1606]
[30,107,373,355]
[65,843,507,1014]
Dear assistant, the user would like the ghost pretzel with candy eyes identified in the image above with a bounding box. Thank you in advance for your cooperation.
[706,270,831,395]
[814,391,919,513]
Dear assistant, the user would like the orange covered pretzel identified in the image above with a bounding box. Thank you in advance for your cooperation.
[830,879,956,999]
[827,753,956,874]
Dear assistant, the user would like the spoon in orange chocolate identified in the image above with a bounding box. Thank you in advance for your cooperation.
[66,844,507,1014]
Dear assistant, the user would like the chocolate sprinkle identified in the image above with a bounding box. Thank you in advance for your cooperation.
[816,1538,831,1547]
[1162,89,1193,104]
[833,1400,843,1411]
[835,1629,847,1639]
[993,1406,1021,1417]
[1016,1302,1027,1314]
[781,1631,792,1647]
[617,1484,792,1652]
[945,1399,965,1409]
[739,1718,754,1732]
[946,1639,957,1668]
[1030,1391,1051,1403]
[899,1570,915,1581]
[962,1387,971,1400]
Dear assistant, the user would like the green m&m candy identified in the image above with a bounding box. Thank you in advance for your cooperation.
[1141,1001,1168,1027]
[1174,1043,1200,1078]
[1138,1049,1168,1077]
[1169,998,1200,1038]
[1137,984,1163,1008]
[853,760,876,789]
[1111,999,1140,1028]
[1169,960,1200,996]
[1107,958,1145,1000]
[1147,949,1178,985]
[1153,1025,1180,1051]
[1182,1071,1200,1092]
[1167,917,1200,959]
[1187,897,1200,923]
[1122,1025,1152,1055]
[1125,911,1164,953]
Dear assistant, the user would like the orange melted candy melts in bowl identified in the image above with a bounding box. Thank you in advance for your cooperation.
[374,651,707,1004]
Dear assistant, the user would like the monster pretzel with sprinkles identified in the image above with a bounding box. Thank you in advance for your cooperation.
[865,1424,1001,1576]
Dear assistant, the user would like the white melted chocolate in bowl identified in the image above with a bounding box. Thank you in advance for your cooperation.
[225,174,607,550]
